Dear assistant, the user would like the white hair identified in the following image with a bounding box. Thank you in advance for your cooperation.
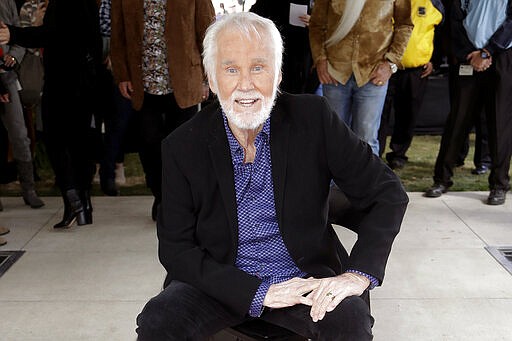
[202,12,284,93]
[326,0,367,47]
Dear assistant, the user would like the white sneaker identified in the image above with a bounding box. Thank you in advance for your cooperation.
[115,163,126,185]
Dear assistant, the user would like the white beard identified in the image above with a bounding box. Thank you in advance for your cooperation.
[220,89,277,130]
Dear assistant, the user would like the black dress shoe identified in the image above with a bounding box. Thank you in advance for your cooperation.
[471,164,489,175]
[487,189,507,205]
[425,183,448,198]
[388,158,406,170]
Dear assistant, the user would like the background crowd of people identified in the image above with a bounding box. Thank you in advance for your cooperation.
[1,0,511,247]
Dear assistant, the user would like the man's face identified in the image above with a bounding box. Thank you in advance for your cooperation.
[211,29,280,130]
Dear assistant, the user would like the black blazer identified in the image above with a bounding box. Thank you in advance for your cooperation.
[158,93,408,316]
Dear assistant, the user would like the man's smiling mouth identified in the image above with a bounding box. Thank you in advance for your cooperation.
[235,99,260,107]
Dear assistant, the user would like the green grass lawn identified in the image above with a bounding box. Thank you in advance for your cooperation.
[386,134,491,192]
[1,134,505,196]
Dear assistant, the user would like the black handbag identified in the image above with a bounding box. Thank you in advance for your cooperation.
[18,50,44,107]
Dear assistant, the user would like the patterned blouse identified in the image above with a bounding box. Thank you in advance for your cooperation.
[99,0,111,37]
[19,0,39,27]
[19,0,41,55]
[143,0,172,95]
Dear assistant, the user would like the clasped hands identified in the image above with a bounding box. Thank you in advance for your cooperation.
[467,50,492,72]
[263,272,370,322]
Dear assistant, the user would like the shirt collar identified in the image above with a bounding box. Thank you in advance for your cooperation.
[222,113,271,161]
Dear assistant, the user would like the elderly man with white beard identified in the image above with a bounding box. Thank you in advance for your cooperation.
[135,12,408,341]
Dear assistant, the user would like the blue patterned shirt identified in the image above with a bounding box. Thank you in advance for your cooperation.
[223,113,379,317]
[223,114,306,317]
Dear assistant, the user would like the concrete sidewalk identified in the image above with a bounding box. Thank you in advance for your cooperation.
[0,192,511,340]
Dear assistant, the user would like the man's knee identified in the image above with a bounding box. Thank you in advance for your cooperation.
[136,287,199,340]
[136,281,234,340]
[136,294,174,340]
[316,295,374,341]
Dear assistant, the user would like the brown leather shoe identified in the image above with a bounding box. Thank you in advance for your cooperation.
[0,226,10,236]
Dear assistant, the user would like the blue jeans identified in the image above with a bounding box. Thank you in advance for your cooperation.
[99,86,134,181]
[0,71,32,162]
[323,75,388,155]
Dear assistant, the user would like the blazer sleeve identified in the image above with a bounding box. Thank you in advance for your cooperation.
[194,0,215,80]
[195,0,215,53]
[450,0,475,62]
[7,19,48,49]
[485,0,512,55]
[321,97,409,283]
[157,135,263,317]
[110,0,130,83]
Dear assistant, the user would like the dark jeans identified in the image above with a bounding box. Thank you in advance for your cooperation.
[433,49,512,190]
[138,93,197,201]
[136,281,374,341]
[99,85,135,181]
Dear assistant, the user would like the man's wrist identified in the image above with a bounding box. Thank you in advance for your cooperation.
[480,48,491,59]
[386,60,398,74]
[249,281,271,317]
[345,270,380,290]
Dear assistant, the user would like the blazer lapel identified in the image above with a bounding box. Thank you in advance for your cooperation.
[270,101,290,227]
[207,109,239,248]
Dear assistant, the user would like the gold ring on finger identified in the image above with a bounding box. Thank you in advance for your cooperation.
[377,81,383,86]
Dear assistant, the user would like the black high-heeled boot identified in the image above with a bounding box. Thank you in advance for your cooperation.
[54,199,72,229]
[80,189,93,225]
[54,189,87,228]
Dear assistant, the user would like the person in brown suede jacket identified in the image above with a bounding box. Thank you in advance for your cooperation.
[110,0,215,220]
[309,0,413,156]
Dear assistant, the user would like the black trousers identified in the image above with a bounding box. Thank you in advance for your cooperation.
[379,67,491,166]
[138,93,197,201]
[448,66,491,168]
[385,67,429,161]
[136,280,374,341]
[42,83,96,192]
[433,49,512,190]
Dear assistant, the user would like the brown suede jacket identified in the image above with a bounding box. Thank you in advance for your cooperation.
[309,0,413,87]
[110,0,215,110]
